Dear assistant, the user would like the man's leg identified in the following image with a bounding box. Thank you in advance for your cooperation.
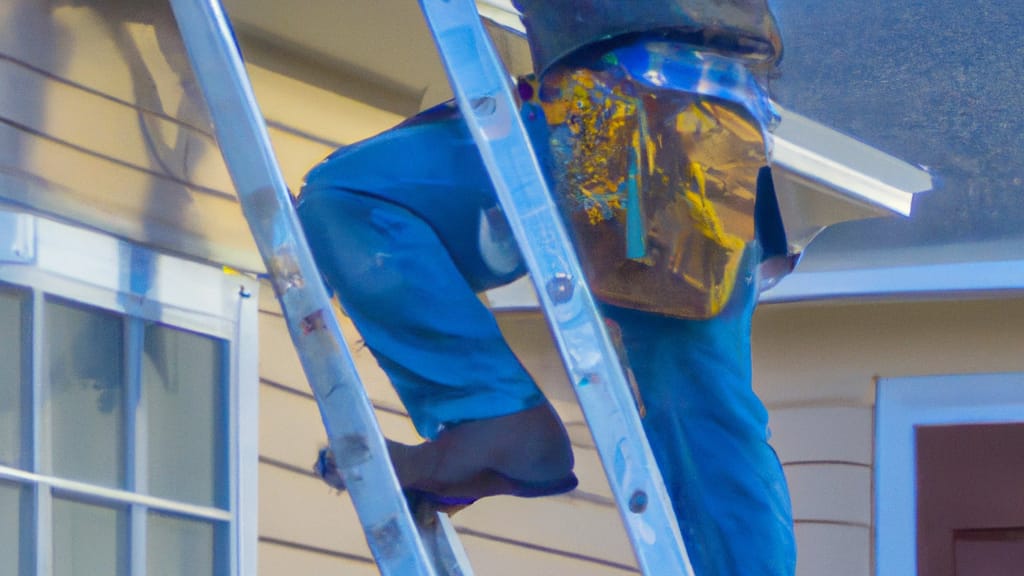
[296,108,574,501]
[526,36,794,571]
[603,251,796,575]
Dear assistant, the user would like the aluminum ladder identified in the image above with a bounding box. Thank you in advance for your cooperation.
[172,0,695,573]
[169,0,473,574]
[418,1,695,574]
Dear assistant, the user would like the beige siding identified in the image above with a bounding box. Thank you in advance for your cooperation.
[0,4,638,570]
[449,296,1024,576]
[260,540,377,576]
[459,533,638,576]
[769,406,873,466]
[753,296,1024,576]
[257,284,640,574]
[0,0,255,267]
[260,290,1024,575]
[0,0,403,272]
[793,523,871,576]
[785,465,871,526]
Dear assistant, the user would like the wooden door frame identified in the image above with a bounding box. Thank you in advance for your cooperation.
[875,373,1024,576]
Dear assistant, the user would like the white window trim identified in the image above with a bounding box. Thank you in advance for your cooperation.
[0,208,259,575]
[874,373,1024,576]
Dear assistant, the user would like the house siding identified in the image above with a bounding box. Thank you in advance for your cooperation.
[254,289,1024,575]
[754,296,1024,576]
[256,285,642,574]
[244,35,645,574]
[0,0,403,273]
[9,3,1024,574]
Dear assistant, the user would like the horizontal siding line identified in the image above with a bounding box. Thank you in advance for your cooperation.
[566,489,615,508]
[259,447,613,509]
[569,437,599,452]
[259,376,315,402]
[764,398,874,411]
[260,455,319,480]
[263,528,641,573]
[0,163,75,195]
[793,519,871,529]
[257,300,283,316]
[782,460,872,469]
[259,378,607,463]
[266,119,345,150]
[456,526,640,573]
[491,307,543,315]
[259,535,375,566]
[236,28,420,118]
[260,377,409,417]
[0,52,214,137]
[259,377,604,456]
[0,116,237,202]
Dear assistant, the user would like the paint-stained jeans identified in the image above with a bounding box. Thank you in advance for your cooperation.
[297,40,795,576]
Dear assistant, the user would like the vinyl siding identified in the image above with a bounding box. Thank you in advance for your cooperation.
[456,296,1024,576]
[0,4,641,571]
[256,285,642,574]
[753,296,1024,576]
[0,0,403,272]
[257,289,1024,575]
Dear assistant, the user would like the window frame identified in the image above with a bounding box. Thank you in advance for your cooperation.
[0,208,259,575]
[874,373,1024,576]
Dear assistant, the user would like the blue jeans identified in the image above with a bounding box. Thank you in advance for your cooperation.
[297,56,795,576]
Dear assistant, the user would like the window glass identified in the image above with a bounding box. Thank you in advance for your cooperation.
[0,290,22,468]
[771,1,1024,267]
[144,323,226,508]
[52,497,128,576]
[0,481,24,576]
[147,512,223,576]
[47,300,125,488]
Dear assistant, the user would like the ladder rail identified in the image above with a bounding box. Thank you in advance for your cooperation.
[418,1,696,574]
[167,1,470,574]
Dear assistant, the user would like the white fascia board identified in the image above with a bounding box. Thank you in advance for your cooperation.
[770,106,932,253]
[476,0,524,32]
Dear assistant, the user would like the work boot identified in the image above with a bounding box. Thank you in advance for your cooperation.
[316,402,577,512]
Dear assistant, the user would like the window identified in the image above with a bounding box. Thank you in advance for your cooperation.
[0,480,28,575]
[143,323,228,509]
[52,497,128,576]
[0,210,257,575]
[0,288,24,469]
[47,299,127,489]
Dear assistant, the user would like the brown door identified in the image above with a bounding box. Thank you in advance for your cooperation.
[916,423,1024,576]
[953,529,1024,575]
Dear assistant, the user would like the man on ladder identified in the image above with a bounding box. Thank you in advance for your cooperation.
[299,1,796,574]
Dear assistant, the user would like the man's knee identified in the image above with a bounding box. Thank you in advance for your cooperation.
[296,188,413,305]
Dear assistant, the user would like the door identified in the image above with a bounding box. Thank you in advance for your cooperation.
[917,423,1024,576]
